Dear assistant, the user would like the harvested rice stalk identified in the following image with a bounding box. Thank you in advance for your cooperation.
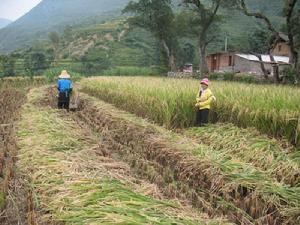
[0,89,26,224]
[16,89,228,225]
[72,92,300,225]
[185,124,300,186]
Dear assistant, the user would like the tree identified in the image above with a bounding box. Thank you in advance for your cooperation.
[24,52,49,77]
[182,0,238,75]
[182,42,196,65]
[0,55,16,77]
[0,55,4,78]
[123,0,178,71]
[289,2,300,80]
[63,25,73,41]
[238,0,300,81]
[80,49,111,74]
[284,0,299,68]
[246,26,272,79]
[48,31,60,59]
[247,25,271,54]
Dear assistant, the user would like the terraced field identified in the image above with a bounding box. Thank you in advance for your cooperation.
[0,76,299,225]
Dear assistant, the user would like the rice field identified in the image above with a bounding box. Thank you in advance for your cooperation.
[9,87,231,225]
[1,77,300,224]
[80,76,300,147]
[64,89,300,224]
[0,76,46,88]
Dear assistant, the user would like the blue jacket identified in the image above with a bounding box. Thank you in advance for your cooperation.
[57,79,73,93]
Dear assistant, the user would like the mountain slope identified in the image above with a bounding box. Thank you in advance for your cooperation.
[0,18,12,29]
[0,0,284,54]
[0,0,130,53]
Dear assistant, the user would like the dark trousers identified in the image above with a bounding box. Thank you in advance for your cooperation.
[58,92,70,110]
[196,108,209,126]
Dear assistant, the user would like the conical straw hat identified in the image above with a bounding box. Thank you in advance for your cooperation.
[58,70,71,79]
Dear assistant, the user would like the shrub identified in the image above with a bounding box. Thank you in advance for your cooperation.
[43,68,83,82]
[208,72,221,80]
[102,66,159,76]
[223,72,235,81]
[281,67,297,84]
[233,73,257,83]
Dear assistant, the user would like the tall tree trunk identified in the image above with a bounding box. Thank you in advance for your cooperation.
[169,53,176,72]
[297,49,300,81]
[285,0,298,70]
[255,54,268,80]
[270,54,280,83]
[199,42,209,76]
[162,40,177,72]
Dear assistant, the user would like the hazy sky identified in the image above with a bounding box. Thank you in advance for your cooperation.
[0,0,42,21]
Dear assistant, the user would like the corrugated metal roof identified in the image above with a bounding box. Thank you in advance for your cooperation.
[235,54,290,64]
[278,32,289,41]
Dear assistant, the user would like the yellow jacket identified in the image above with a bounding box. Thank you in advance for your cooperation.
[195,88,214,110]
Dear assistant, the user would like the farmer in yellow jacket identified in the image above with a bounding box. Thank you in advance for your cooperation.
[195,78,215,126]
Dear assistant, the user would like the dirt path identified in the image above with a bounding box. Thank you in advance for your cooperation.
[15,88,228,225]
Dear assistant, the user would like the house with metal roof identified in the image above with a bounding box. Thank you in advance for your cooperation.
[206,52,290,76]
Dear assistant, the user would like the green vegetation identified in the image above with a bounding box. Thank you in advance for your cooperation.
[0,55,16,77]
[208,72,258,83]
[80,77,300,146]
[63,21,164,75]
[123,0,178,71]
[43,68,82,82]
[103,66,160,76]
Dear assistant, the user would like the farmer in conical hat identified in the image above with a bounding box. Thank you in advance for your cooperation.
[195,78,216,126]
[57,70,73,111]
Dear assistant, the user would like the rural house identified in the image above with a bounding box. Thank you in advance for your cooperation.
[206,52,290,76]
[271,33,291,58]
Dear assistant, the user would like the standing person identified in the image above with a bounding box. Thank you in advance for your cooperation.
[195,78,215,126]
[57,70,73,111]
